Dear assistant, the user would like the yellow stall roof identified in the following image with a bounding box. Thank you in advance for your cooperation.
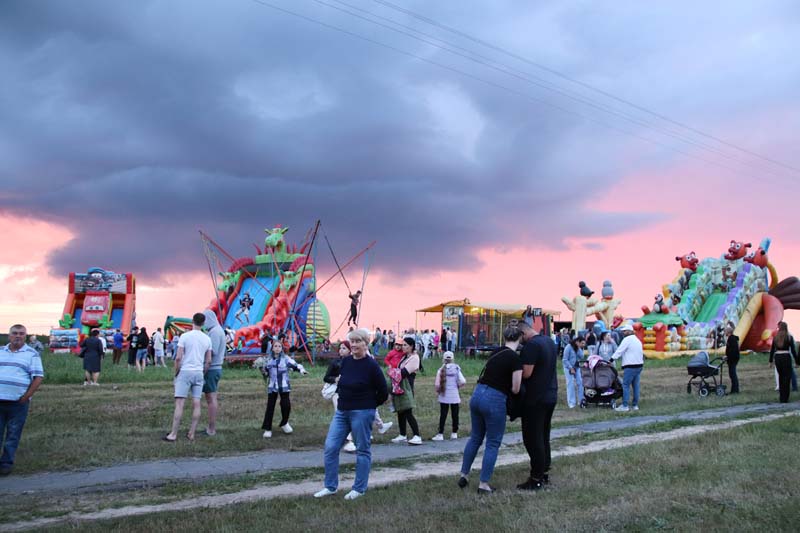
[417,299,560,317]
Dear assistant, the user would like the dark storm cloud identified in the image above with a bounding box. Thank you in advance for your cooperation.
[1,0,797,282]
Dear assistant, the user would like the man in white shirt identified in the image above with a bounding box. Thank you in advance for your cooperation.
[611,324,645,412]
[152,327,166,367]
[164,313,212,442]
[421,330,432,359]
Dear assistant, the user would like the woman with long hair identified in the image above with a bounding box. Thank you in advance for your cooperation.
[769,322,799,403]
[562,336,585,408]
[389,336,422,445]
[458,323,523,493]
[135,327,149,372]
[261,339,307,437]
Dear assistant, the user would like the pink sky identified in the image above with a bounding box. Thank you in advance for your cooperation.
[3,170,800,339]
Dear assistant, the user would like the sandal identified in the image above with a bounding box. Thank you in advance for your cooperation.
[162,435,176,442]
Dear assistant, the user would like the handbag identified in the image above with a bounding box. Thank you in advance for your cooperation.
[321,382,337,400]
[506,383,526,422]
[392,377,415,412]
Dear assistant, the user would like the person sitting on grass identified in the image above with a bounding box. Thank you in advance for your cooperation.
[260,339,307,438]
[314,328,389,501]
[164,313,211,442]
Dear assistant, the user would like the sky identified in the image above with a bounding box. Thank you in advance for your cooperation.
[1,0,800,336]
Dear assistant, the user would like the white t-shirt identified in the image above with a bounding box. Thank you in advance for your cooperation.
[178,329,212,373]
[153,331,164,353]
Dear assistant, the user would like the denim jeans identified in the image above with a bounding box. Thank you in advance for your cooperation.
[563,366,583,408]
[323,408,376,494]
[0,400,30,467]
[460,384,507,483]
[622,367,643,407]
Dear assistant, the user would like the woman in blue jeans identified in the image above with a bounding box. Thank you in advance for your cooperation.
[458,324,523,493]
[562,337,585,408]
[314,328,388,501]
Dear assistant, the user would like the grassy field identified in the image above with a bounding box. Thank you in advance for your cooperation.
[34,414,800,532]
[14,350,785,474]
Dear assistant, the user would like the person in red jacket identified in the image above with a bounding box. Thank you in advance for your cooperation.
[384,340,405,395]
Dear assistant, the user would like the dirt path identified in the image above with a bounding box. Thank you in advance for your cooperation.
[4,411,796,532]
[3,401,794,496]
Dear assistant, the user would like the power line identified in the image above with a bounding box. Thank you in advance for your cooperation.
[248,0,787,183]
[314,0,791,181]
[370,0,800,176]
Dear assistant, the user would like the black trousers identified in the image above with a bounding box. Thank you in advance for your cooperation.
[397,409,419,437]
[438,403,460,434]
[521,402,556,480]
[348,305,358,324]
[775,354,793,403]
[127,350,136,366]
[727,361,739,393]
[262,392,291,430]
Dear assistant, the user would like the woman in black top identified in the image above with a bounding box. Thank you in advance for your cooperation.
[724,325,740,394]
[80,329,105,386]
[769,322,798,403]
[324,340,350,410]
[458,323,523,493]
[135,327,150,372]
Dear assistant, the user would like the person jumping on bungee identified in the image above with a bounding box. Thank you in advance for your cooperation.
[347,290,362,326]
[235,292,254,324]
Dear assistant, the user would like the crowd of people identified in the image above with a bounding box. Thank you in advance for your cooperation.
[2,316,799,488]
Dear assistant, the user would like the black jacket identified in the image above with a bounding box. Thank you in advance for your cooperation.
[725,335,740,365]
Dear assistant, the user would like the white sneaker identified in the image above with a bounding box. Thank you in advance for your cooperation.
[391,435,407,443]
[431,434,444,441]
[378,421,393,434]
[632,406,640,411]
[314,488,336,498]
[451,433,458,440]
[344,490,364,500]
[408,435,423,445]
[615,406,630,412]
[343,441,357,452]
[281,423,293,434]
[262,430,272,438]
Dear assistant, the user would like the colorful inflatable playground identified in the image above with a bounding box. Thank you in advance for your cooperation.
[49,267,136,351]
[186,225,333,358]
[563,238,800,358]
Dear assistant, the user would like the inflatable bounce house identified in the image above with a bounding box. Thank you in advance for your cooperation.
[50,267,136,352]
[636,238,800,358]
[202,226,331,356]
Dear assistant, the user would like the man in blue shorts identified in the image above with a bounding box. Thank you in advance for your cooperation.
[202,310,227,436]
[164,313,211,442]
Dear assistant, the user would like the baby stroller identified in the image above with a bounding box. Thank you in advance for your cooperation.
[686,351,726,397]
[580,356,623,408]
